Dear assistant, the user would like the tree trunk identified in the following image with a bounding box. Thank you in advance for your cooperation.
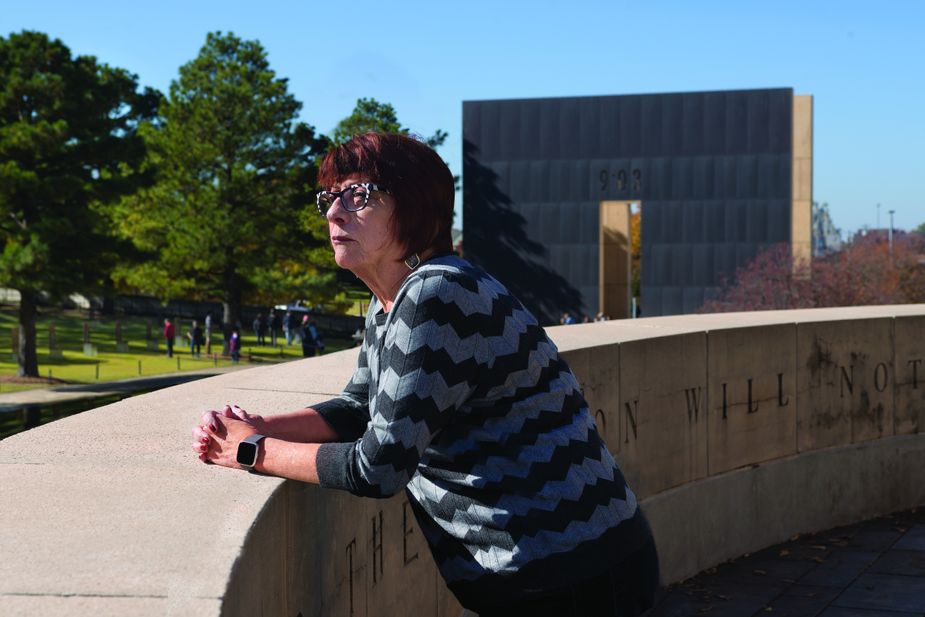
[17,289,39,377]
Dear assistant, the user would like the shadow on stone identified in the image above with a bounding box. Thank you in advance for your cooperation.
[462,139,583,325]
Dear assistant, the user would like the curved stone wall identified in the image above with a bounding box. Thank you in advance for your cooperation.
[1,305,923,616]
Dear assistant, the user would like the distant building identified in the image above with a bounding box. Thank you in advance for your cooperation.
[463,88,813,321]
[852,228,908,243]
[812,202,842,256]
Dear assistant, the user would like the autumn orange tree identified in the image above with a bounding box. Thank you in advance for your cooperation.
[630,208,641,299]
[699,232,925,313]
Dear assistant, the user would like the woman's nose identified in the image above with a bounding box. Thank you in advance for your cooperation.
[326,197,348,223]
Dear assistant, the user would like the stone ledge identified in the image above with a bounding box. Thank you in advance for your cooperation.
[1,305,923,616]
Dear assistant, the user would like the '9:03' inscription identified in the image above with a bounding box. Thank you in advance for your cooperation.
[599,168,642,193]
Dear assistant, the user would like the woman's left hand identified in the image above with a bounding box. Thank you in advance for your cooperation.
[200,416,259,470]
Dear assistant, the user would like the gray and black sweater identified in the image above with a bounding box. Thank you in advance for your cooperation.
[315,255,650,609]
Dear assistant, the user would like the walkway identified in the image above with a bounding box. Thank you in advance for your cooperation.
[0,364,250,411]
[650,509,925,616]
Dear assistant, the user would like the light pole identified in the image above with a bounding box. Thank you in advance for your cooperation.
[877,203,881,229]
[889,210,895,256]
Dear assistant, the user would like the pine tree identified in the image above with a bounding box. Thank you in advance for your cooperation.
[108,32,332,347]
[0,31,157,376]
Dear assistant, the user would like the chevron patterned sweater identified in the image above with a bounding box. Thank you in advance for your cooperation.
[315,255,651,609]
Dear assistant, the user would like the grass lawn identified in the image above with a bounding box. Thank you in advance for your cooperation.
[342,287,374,319]
[0,305,353,393]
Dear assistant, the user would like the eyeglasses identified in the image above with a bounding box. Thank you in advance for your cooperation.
[316,183,390,216]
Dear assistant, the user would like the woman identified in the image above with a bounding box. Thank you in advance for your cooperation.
[299,314,322,357]
[192,133,658,616]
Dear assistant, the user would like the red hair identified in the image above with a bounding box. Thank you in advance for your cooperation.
[318,133,454,258]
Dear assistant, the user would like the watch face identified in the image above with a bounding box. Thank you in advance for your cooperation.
[236,441,258,466]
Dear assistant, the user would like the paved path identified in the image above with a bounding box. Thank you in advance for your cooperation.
[0,364,251,411]
[651,508,925,616]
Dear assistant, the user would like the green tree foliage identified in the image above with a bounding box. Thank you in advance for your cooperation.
[107,32,334,341]
[330,97,448,149]
[0,31,157,376]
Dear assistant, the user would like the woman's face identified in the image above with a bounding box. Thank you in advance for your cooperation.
[325,175,404,276]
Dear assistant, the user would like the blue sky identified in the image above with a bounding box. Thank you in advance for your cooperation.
[5,0,924,235]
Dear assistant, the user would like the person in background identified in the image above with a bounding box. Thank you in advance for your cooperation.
[204,312,214,355]
[290,311,302,345]
[253,313,267,346]
[163,318,175,358]
[269,309,281,347]
[299,315,323,358]
[193,133,658,616]
[283,310,293,345]
[228,329,241,364]
[188,320,203,358]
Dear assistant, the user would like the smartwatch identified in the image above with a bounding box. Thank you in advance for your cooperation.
[236,434,266,469]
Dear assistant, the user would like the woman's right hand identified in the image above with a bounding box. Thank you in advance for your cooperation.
[192,404,265,462]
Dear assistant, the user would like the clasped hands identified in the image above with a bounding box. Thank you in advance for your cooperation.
[191,404,263,469]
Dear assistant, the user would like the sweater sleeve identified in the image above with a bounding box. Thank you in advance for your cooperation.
[316,273,480,497]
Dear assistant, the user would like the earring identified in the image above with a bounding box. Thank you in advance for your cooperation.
[404,254,421,270]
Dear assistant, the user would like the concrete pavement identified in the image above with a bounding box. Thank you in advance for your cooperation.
[651,508,925,616]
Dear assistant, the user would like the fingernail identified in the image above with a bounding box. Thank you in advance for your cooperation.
[210,424,217,432]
